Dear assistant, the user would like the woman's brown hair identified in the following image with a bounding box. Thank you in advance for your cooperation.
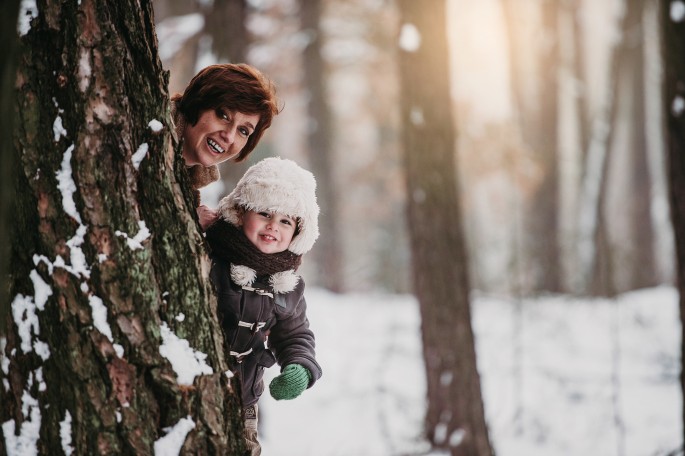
[173,64,280,162]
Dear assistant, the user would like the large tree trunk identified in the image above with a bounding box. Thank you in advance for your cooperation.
[661,0,685,446]
[397,1,493,454]
[301,0,344,292]
[1,1,244,454]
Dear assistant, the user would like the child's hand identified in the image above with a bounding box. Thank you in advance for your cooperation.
[269,364,311,400]
[197,205,219,230]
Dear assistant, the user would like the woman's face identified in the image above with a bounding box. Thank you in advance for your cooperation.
[241,210,297,254]
[182,108,260,167]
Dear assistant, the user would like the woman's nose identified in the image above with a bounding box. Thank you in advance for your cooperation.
[221,127,236,145]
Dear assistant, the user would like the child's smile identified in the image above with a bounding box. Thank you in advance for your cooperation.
[242,210,297,254]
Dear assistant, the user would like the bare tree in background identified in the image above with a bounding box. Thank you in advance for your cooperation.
[1,2,244,453]
[154,0,248,90]
[153,0,201,93]
[661,0,685,446]
[503,0,561,293]
[618,0,655,290]
[397,0,493,454]
[301,0,344,292]
[599,0,658,295]
[576,0,656,296]
[204,0,248,64]
[505,0,660,296]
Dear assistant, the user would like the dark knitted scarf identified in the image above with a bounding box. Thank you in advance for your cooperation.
[205,219,302,275]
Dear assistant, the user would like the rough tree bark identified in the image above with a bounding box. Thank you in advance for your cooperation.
[396,1,493,454]
[1,1,244,454]
[661,0,685,447]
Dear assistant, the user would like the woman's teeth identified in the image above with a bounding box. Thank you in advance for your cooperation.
[207,138,225,154]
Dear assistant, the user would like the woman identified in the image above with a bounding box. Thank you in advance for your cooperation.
[171,63,280,211]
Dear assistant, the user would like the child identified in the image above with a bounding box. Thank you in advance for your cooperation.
[203,157,322,455]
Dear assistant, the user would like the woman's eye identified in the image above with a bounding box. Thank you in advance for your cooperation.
[281,219,291,226]
[239,127,250,137]
[216,109,229,121]
[258,212,270,218]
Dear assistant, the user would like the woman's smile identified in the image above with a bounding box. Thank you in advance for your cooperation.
[183,109,259,167]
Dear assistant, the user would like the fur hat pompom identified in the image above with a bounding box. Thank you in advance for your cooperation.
[218,157,320,255]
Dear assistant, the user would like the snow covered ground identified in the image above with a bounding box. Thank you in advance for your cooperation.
[259,286,681,456]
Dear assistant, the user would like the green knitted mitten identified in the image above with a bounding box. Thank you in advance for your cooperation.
[269,364,311,400]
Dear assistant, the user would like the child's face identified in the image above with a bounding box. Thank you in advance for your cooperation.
[241,210,297,254]
[182,108,259,167]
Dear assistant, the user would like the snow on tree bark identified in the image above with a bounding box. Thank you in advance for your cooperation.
[1,1,244,454]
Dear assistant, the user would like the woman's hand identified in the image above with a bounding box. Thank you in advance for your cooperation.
[197,205,219,230]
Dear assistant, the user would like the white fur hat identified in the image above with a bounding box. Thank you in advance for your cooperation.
[218,157,320,255]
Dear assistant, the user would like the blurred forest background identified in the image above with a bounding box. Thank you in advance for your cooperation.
[1,1,681,454]
[153,0,674,298]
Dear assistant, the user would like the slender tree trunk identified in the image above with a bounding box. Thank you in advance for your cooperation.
[301,0,344,292]
[502,0,561,293]
[572,0,590,158]
[576,2,631,296]
[558,0,584,292]
[625,0,656,290]
[1,1,244,454]
[587,0,650,296]
[660,0,685,446]
[397,1,493,454]
[204,0,248,64]
[531,0,561,292]
[644,0,674,285]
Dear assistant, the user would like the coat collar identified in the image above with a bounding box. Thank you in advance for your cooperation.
[230,264,299,294]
